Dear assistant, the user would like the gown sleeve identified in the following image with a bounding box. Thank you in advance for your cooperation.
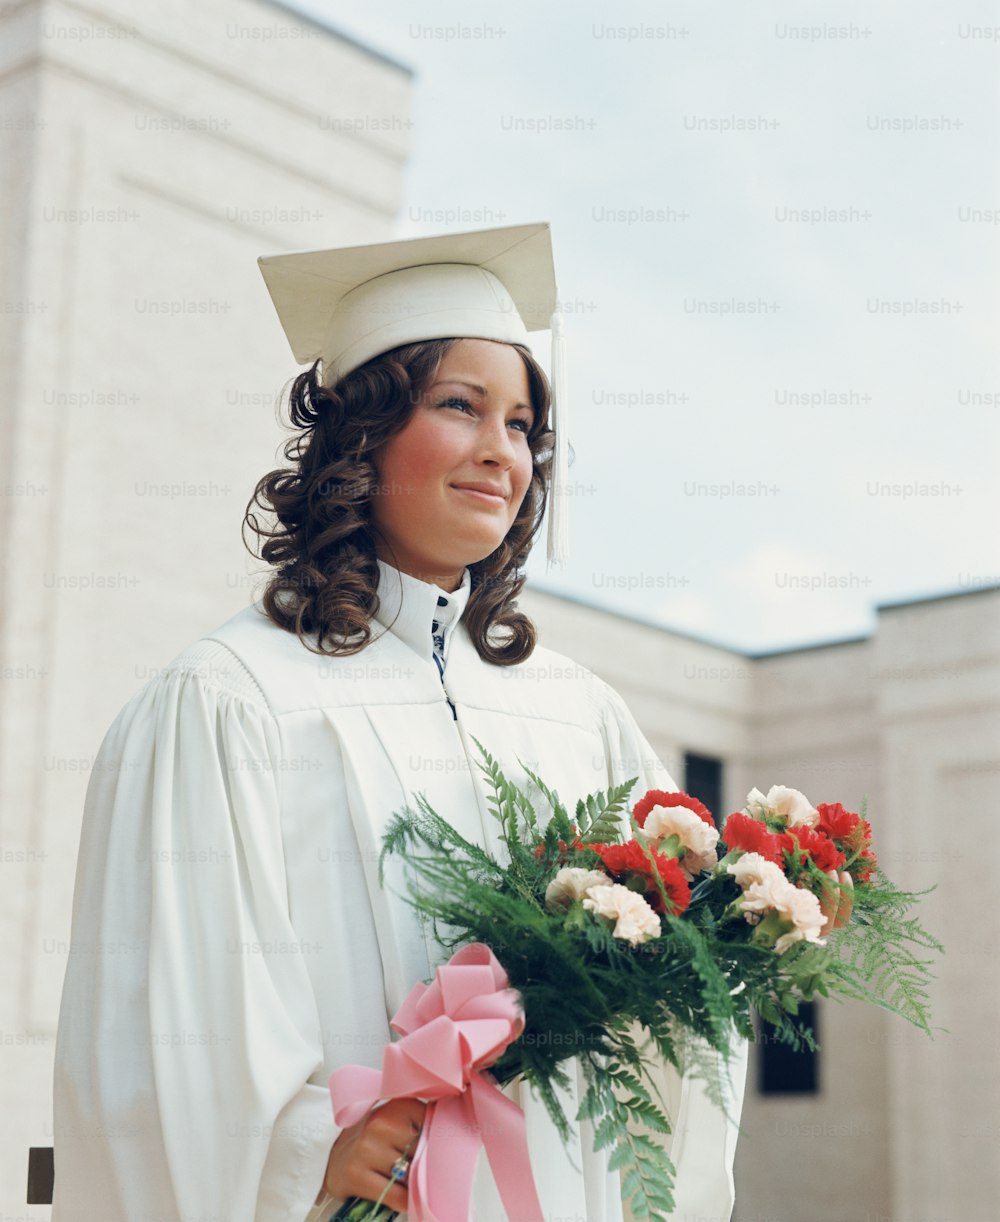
[598,678,749,1222]
[52,640,338,1222]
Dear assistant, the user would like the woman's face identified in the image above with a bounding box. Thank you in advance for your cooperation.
[370,338,536,590]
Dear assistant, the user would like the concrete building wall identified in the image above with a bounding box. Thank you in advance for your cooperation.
[739,639,888,1222]
[0,0,412,1209]
[874,593,1000,1222]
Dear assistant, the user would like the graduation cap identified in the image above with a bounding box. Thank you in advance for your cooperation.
[257,222,569,567]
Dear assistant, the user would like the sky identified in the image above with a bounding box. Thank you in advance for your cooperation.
[289,0,999,653]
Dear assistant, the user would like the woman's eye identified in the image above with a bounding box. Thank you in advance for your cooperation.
[436,397,531,435]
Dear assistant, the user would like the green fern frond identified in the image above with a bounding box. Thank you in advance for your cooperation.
[575,779,638,843]
[577,1055,677,1221]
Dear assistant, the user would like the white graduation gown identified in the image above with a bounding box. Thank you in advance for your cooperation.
[52,562,747,1222]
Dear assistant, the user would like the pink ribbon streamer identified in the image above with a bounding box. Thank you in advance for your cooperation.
[329,943,544,1222]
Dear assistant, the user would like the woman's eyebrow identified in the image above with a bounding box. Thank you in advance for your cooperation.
[431,378,532,413]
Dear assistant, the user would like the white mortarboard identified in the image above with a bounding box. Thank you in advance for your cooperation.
[257,222,569,567]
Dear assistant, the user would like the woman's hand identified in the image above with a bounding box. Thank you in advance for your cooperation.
[319,1097,426,1212]
[819,869,854,937]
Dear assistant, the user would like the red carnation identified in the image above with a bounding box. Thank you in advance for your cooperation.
[779,826,847,874]
[816,802,861,841]
[816,803,877,881]
[592,840,650,876]
[721,812,783,864]
[633,789,715,832]
[591,839,691,916]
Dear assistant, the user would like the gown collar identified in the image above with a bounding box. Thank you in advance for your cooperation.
[373,559,472,661]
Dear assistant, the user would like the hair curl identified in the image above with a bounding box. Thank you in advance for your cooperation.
[243,338,554,665]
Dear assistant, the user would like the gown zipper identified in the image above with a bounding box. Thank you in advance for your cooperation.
[432,643,457,719]
[435,621,490,842]
[439,666,500,856]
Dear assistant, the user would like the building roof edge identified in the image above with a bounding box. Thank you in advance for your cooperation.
[262,1,415,75]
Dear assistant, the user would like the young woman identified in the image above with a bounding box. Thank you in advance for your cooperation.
[52,224,747,1221]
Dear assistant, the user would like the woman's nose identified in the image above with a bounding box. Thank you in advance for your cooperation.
[477,416,516,465]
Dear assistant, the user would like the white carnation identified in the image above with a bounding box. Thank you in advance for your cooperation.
[740,873,826,954]
[739,871,793,921]
[641,804,720,879]
[773,887,826,954]
[544,867,612,910]
[582,882,662,946]
[727,853,786,891]
[745,784,818,829]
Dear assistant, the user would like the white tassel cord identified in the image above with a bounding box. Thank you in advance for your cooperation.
[545,307,570,569]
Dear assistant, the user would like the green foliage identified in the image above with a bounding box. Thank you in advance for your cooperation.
[580,1060,675,1220]
[379,794,500,887]
[825,869,943,1036]
[574,779,638,844]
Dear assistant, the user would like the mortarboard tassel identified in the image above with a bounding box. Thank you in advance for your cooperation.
[546,306,570,568]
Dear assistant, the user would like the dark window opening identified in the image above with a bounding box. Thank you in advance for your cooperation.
[758,1001,820,1095]
[683,751,724,829]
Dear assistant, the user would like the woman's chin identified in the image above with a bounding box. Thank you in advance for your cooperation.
[446,530,510,566]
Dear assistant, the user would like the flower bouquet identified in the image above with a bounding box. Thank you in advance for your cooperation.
[325,743,940,1222]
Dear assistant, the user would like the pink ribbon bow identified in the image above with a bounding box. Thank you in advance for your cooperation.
[329,943,544,1222]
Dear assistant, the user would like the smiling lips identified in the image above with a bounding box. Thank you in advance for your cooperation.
[451,482,509,505]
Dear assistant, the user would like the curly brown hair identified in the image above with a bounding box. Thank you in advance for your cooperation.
[243,338,555,665]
